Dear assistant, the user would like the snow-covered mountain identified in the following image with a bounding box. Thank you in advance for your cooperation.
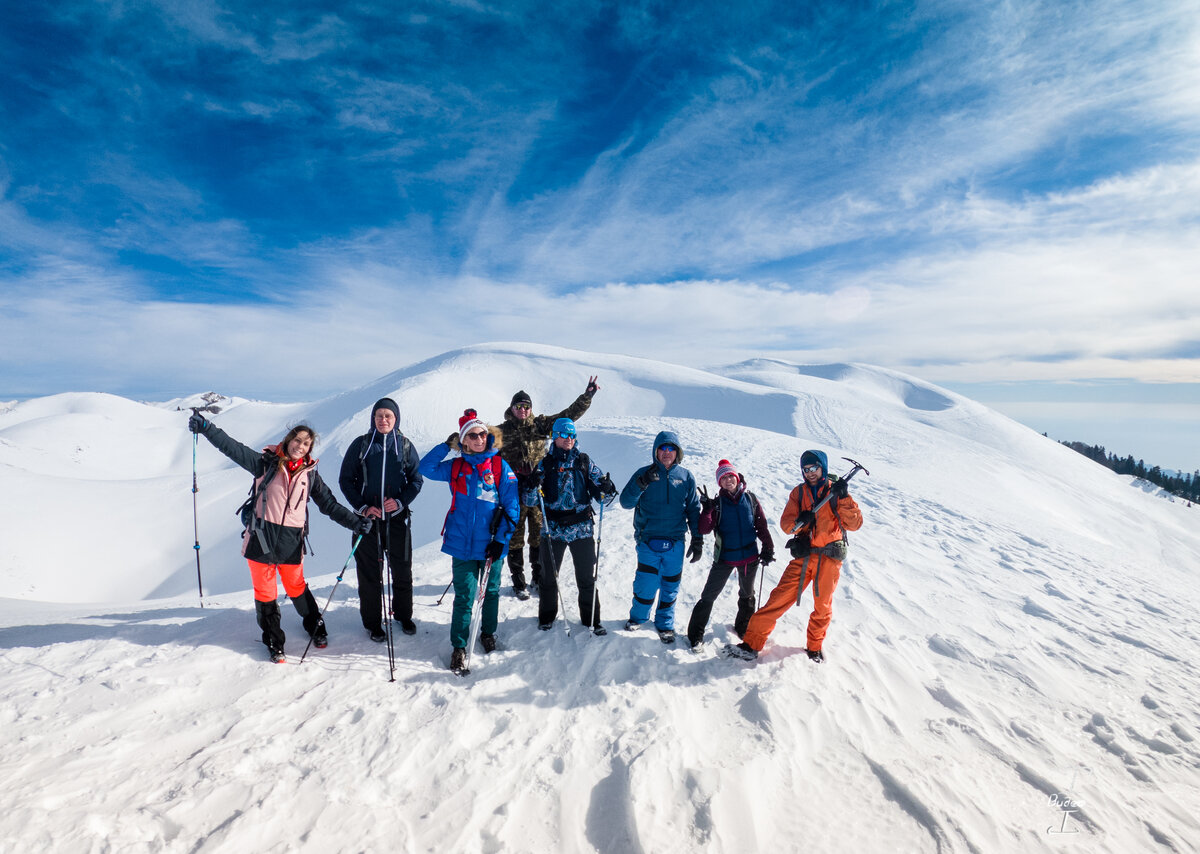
[1,343,1197,852]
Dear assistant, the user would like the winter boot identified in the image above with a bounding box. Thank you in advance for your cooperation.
[292,587,327,647]
[369,628,386,642]
[255,599,286,657]
[481,634,497,653]
[508,550,528,596]
[806,648,825,663]
[657,629,676,645]
[399,618,417,635]
[592,624,608,636]
[624,619,642,631]
[724,641,758,661]
[450,647,468,674]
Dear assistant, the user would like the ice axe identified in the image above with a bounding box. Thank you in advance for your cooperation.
[789,457,870,534]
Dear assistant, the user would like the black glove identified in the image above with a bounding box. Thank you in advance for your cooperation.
[599,473,616,498]
[636,467,660,490]
[687,538,703,563]
[759,546,775,565]
[585,375,600,398]
[698,485,716,513]
[830,478,849,499]
[354,515,374,535]
[187,413,210,434]
[485,541,504,562]
[794,510,816,530]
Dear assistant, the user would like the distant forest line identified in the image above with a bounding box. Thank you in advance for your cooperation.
[1061,441,1198,504]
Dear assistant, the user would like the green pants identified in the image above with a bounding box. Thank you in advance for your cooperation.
[450,557,502,649]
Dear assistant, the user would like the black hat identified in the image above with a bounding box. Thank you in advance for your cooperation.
[510,390,532,408]
[371,397,400,427]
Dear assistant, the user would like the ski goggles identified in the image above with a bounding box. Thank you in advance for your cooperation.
[553,430,576,439]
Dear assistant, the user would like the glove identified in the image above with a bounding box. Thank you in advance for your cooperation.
[485,541,504,562]
[599,473,616,498]
[830,478,849,499]
[698,485,716,513]
[187,413,210,433]
[687,538,703,563]
[354,515,374,536]
[793,510,816,531]
[636,467,660,490]
[585,375,600,398]
[759,546,775,566]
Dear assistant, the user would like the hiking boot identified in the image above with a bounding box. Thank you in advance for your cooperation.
[806,648,825,663]
[538,622,554,631]
[450,647,468,674]
[399,618,417,635]
[687,634,704,649]
[267,644,286,664]
[369,628,386,643]
[657,629,676,645]
[481,634,497,653]
[513,586,531,601]
[311,621,328,649]
[592,624,607,636]
[624,619,642,631]
[726,642,758,660]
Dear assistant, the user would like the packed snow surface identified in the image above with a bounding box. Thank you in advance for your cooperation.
[2,343,1198,852]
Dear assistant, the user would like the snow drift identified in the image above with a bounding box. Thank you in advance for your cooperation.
[1,343,1197,852]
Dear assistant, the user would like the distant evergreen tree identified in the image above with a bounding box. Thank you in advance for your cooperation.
[1059,441,1194,505]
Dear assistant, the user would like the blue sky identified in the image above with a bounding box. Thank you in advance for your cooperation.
[3,0,1199,469]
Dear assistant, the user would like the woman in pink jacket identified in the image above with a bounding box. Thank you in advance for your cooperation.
[190,414,371,662]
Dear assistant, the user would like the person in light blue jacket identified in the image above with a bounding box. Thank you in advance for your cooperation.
[419,409,520,672]
[618,430,702,643]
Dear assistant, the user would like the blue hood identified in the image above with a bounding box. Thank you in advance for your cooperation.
[652,430,684,465]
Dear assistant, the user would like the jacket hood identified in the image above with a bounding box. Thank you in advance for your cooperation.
[652,430,684,465]
[369,397,400,429]
[800,449,828,479]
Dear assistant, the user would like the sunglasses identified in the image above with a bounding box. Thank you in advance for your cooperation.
[553,431,575,439]
[657,445,678,454]
[512,404,531,411]
[802,464,822,474]
[464,431,488,441]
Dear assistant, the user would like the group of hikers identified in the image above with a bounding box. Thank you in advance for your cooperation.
[187,375,864,673]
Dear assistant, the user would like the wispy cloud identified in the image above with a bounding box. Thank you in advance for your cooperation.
[2,0,1200,408]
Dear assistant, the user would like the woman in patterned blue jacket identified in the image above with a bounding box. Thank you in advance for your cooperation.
[522,418,617,634]
[419,409,520,672]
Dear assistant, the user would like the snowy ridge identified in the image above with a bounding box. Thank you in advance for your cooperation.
[1,343,1198,852]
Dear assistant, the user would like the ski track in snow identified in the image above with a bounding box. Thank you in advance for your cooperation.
[2,344,1200,852]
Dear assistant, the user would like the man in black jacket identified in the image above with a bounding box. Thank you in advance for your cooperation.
[339,398,423,640]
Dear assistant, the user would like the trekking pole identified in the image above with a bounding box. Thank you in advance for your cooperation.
[588,495,606,631]
[536,490,571,637]
[181,402,221,608]
[461,508,507,674]
[300,534,363,663]
[788,458,871,534]
[191,432,205,608]
[379,522,396,682]
[433,581,454,606]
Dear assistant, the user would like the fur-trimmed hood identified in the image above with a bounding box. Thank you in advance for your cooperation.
[447,424,504,453]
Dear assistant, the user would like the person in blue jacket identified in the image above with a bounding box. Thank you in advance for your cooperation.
[420,409,520,673]
[618,430,702,643]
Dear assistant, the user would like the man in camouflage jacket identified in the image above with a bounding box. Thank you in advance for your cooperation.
[499,376,599,597]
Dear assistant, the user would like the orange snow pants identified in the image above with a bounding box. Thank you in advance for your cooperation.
[742,554,842,653]
[247,560,307,603]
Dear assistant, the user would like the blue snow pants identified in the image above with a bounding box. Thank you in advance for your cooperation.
[628,539,684,630]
